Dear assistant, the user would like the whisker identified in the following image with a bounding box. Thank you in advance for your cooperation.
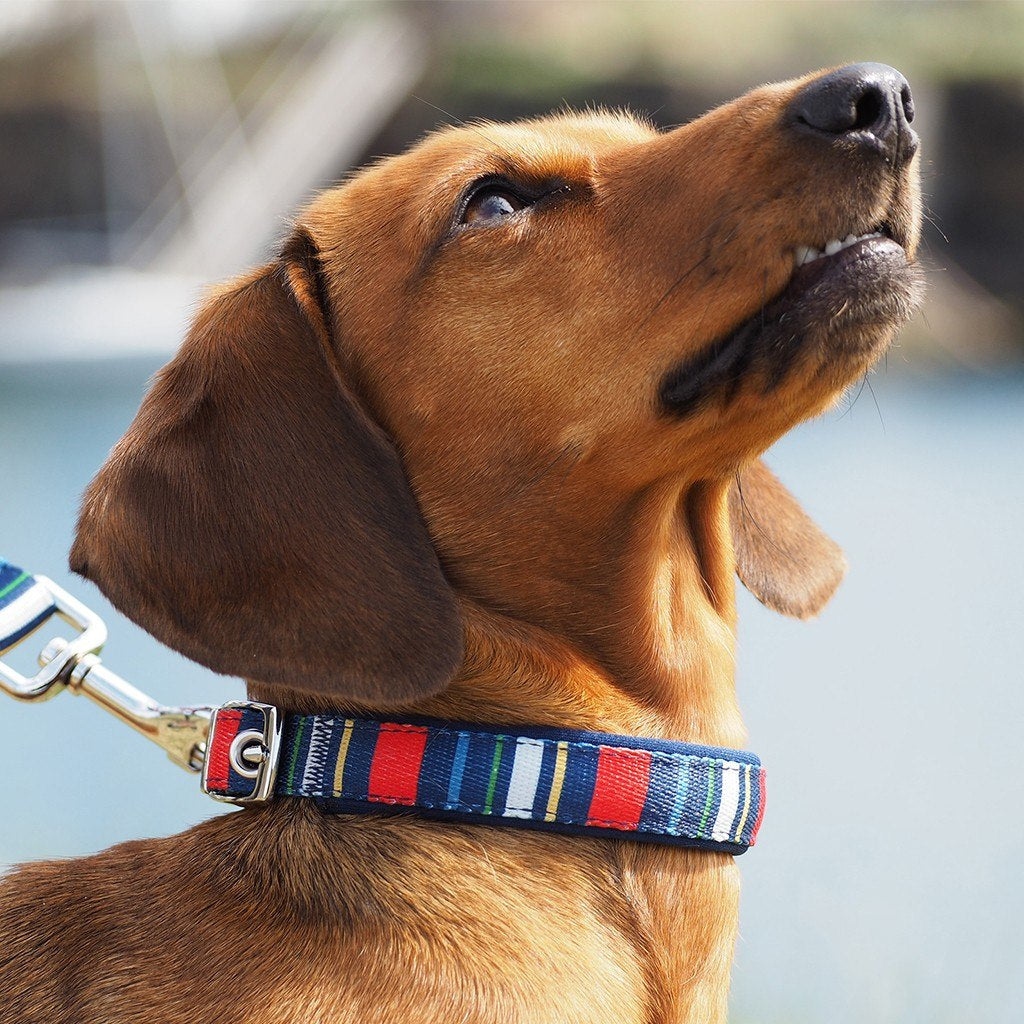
[512,443,585,499]
[411,94,504,150]
[734,471,792,559]
[864,375,885,434]
[838,374,868,419]
[921,210,950,245]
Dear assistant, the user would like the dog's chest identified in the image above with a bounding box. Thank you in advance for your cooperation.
[278,832,740,1024]
[614,844,742,1024]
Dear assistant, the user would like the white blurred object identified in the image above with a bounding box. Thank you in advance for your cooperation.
[135,10,426,279]
[0,270,201,364]
[0,5,425,365]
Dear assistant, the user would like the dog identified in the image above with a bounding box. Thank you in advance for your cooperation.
[0,63,921,1023]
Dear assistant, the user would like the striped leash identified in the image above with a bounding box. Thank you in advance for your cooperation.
[1,560,765,853]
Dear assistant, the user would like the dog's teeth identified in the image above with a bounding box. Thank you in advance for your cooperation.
[794,230,885,268]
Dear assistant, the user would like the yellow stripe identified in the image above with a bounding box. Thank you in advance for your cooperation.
[332,719,356,797]
[734,763,752,843]
[544,741,569,822]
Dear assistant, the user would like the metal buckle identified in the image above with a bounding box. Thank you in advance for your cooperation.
[201,701,282,804]
[0,575,211,772]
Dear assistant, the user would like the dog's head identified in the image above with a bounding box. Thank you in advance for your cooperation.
[71,65,923,707]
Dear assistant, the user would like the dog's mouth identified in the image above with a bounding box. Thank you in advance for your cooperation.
[792,223,894,271]
[784,220,905,301]
[660,218,923,418]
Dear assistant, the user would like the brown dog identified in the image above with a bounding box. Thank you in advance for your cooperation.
[0,64,921,1023]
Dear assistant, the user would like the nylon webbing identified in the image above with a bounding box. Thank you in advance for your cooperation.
[0,560,57,654]
[206,708,766,853]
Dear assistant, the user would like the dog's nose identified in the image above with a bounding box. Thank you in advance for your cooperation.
[788,63,918,165]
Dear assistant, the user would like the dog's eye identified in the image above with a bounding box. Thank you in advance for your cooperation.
[461,186,528,226]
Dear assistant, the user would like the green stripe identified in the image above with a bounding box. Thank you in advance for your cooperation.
[483,735,505,814]
[0,571,30,601]
[697,763,716,838]
[286,717,308,790]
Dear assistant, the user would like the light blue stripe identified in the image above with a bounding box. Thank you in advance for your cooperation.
[667,758,691,835]
[446,731,471,809]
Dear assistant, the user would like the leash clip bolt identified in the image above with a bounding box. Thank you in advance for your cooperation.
[37,639,212,773]
[0,575,107,701]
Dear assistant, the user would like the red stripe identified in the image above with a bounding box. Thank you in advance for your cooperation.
[367,723,429,805]
[749,767,768,845]
[205,709,242,791]
[586,746,652,831]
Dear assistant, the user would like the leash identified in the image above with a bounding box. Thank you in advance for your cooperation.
[0,560,765,853]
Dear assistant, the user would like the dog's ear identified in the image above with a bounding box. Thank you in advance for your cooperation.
[70,229,462,706]
[728,459,847,619]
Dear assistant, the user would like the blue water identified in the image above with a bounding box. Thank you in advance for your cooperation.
[1,361,1021,1022]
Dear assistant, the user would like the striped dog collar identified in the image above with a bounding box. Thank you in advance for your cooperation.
[0,561,765,854]
[203,703,766,854]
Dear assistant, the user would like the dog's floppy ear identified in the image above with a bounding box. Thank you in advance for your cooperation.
[70,229,462,706]
[728,459,847,619]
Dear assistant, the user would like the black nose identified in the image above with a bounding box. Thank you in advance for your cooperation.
[788,63,918,165]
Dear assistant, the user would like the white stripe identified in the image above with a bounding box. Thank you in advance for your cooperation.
[503,737,544,818]
[711,761,742,842]
[0,583,54,650]
[301,716,333,793]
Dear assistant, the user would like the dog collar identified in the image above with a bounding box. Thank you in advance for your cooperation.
[1,561,765,854]
[201,702,765,854]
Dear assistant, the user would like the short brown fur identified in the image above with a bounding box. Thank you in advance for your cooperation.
[0,68,921,1023]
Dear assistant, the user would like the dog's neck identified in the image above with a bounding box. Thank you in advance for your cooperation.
[416,474,745,751]
[257,474,744,752]
[417,473,744,1024]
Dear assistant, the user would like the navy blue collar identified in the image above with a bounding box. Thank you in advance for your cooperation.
[202,703,765,854]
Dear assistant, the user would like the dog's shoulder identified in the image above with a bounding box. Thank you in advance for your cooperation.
[0,807,650,1023]
[0,823,215,1023]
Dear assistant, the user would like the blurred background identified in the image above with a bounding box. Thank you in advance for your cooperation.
[1,1,1021,1020]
